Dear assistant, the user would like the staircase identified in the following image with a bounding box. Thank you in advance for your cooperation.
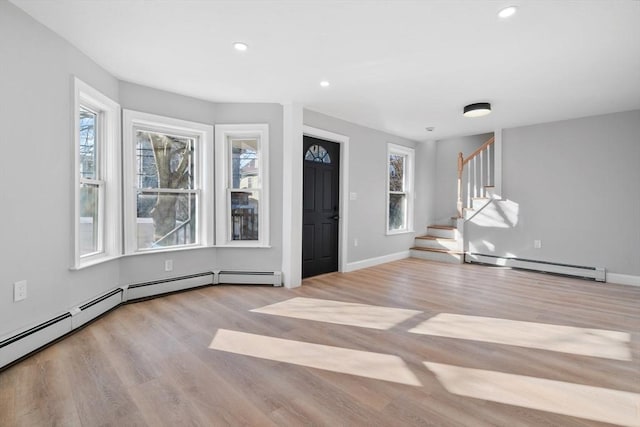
[411,136,496,264]
[411,222,464,264]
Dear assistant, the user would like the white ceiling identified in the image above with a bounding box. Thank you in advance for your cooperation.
[10,0,640,141]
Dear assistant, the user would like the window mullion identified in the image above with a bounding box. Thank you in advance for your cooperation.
[135,189,198,198]
[80,178,104,186]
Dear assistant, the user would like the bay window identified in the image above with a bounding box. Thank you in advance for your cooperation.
[123,110,213,253]
[74,78,120,268]
[215,124,269,246]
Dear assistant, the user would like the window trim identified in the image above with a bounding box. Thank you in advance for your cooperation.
[122,110,213,254]
[73,78,121,269]
[386,143,415,235]
[214,124,270,247]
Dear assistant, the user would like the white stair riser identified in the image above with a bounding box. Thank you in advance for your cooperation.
[427,228,459,239]
[472,198,491,210]
[411,250,464,264]
[414,238,462,251]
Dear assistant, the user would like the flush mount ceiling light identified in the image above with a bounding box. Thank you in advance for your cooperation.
[233,42,248,51]
[498,6,518,18]
[320,80,330,87]
[463,102,492,118]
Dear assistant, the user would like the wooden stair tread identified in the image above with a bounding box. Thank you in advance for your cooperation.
[428,225,456,230]
[411,247,464,254]
[415,235,456,241]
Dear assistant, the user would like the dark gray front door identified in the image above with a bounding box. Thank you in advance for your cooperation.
[302,136,340,278]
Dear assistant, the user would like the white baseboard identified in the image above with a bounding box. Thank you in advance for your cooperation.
[606,273,640,287]
[344,250,410,273]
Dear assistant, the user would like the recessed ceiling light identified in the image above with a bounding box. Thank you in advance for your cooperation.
[233,42,248,51]
[498,6,517,18]
[463,102,492,118]
[320,80,330,87]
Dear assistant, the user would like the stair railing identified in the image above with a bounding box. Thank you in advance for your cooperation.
[456,136,495,218]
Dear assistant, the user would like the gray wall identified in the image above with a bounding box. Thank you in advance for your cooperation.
[0,2,285,338]
[467,110,640,275]
[303,110,428,263]
[118,82,284,284]
[0,1,121,336]
[434,133,492,223]
[415,141,437,232]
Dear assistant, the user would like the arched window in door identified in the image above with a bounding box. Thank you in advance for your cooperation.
[304,144,331,164]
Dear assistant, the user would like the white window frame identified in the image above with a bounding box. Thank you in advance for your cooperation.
[123,110,213,254]
[215,124,270,247]
[386,143,415,235]
[73,78,121,269]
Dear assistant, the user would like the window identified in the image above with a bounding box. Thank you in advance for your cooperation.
[123,110,213,253]
[386,143,415,234]
[215,124,269,246]
[74,78,121,268]
[305,144,331,163]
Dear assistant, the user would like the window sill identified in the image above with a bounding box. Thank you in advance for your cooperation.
[124,244,213,257]
[214,244,272,249]
[385,229,415,236]
[70,254,120,271]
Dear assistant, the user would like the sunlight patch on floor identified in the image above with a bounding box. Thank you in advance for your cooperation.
[424,362,640,426]
[209,329,422,386]
[410,313,631,361]
[251,297,422,330]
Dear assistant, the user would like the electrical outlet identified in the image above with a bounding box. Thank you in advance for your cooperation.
[354,238,358,247]
[14,280,27,302]
[164,259,173,272]
[534,240,542,249]
[350,192,358,201]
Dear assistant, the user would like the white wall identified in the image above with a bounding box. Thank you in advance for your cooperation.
[303,110,426,263]
[0,1,121,336]
[415,140,438,232]
[466,110,640,276]
[434,133,492,223]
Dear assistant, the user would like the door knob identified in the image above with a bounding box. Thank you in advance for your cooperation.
[331,215,339,220]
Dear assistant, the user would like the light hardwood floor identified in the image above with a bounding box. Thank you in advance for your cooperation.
[1,259,639,426]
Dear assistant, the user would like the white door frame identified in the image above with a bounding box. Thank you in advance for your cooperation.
[302,125,350,275]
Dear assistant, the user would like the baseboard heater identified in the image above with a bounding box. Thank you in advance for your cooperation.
[466,253,606,282]
[126,272,215,301]
[0,287,124,370]
[216,270,282,286]
[0,312,72,370]
[1,269,282,370]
